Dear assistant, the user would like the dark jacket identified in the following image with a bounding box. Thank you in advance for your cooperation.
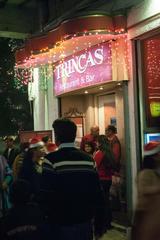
[0,203,51,240]
[3,148,19,168]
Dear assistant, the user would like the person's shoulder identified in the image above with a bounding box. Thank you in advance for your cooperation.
[12,147,20,155]
[112,135,120,143]
[94,150,103,157]
[42,158,54,172]
[0,154,7,161]
[45,149,59,160]
[76,148,94,159]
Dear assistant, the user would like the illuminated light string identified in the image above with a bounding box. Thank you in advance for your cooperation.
[39,64,53,91]
[14,67,33,90]
[143,38,160,104]
[145,39,160,84]
[15,30,129,86]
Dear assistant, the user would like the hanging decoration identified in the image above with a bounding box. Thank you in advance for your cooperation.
[14,67,33,90]
[15,31,128,70]
[39,64,53,91]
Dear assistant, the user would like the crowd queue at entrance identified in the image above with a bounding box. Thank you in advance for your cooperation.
[0,118,122,239]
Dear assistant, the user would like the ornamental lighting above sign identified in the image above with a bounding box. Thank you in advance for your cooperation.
[54,42,112,95]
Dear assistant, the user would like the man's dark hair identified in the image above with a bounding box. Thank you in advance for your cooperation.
[106,125,117,134]
[52,118,77,144]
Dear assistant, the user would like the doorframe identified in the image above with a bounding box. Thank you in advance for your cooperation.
[94,85,133,223]
[94,91,115,127]
[96,93,116,134]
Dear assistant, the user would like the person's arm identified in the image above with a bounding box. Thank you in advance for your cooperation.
[93,151,104,168]
[80,136,85,151]
[1,156,13,190]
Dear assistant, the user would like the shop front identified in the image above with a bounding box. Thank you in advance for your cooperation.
[126,0,160,218]
[15,14,132,223]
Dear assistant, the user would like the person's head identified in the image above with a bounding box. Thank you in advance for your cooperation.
[42,135,51,146]
[97,135,110,152]
[97,134,115,169]
[4,136,14,148]
[84,141,95,155]
[29,137,45,161]
[52,118,77,145]
[10,179,32,206]
[143,142,160,169]
[90,125,99,138]
[105,125,117,138]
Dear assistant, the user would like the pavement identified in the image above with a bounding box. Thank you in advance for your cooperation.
[98,228,127,240]
[96,222,127,240]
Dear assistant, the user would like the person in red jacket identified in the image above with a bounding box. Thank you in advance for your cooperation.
[105,125,121,178]
[80,125,99,152]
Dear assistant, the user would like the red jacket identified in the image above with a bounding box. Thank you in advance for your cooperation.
[93,150,112,181]
[108,135,121,176]
[80,134,97,152]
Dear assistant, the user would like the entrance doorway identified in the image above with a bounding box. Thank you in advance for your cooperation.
[97,92,128,226]
[98,93,116,134]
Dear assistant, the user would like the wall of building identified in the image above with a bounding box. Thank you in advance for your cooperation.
[60,94,95,134]
[126,0,160,212]
[30,67,59,132]
[128,0,160,39]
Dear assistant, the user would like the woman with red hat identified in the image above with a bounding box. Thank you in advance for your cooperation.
[131,141,160,240]
[19,137,46,197]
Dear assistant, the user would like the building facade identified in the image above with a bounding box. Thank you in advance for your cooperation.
[14,0,160,221]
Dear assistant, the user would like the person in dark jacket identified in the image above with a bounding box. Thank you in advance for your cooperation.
[46,118,105,240]
[12,142,29,181]
[0,179,52,240]
[3,136,19,168]
[19,138,47,197]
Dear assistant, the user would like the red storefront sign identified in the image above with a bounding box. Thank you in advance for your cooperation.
[54,42,112,95]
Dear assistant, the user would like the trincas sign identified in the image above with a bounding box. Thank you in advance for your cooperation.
[54,42,112,95]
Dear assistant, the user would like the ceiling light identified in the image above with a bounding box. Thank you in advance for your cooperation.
[84,90,88,94]
[99,86,103,90]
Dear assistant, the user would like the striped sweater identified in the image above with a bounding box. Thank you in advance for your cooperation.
[45,144,105,225]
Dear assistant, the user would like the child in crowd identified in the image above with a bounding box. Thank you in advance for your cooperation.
[84,141,95,156]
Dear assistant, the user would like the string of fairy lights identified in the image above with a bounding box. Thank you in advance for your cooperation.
[14,68,33,90]
[143,38,160,118]
[14,29,130,91]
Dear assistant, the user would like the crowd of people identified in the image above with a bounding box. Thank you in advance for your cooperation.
[0,118,123,240]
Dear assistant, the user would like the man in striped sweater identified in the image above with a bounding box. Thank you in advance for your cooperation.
[46,118,105,240]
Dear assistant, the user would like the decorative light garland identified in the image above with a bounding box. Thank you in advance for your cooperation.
[15,30,129,86]
[14,67,33,90]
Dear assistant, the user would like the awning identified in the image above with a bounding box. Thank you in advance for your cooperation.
[15,15,126,67]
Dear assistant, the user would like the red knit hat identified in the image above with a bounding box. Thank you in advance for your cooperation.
[46,143,57,153]
[144,142,160,156]
[29,137,44,149]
